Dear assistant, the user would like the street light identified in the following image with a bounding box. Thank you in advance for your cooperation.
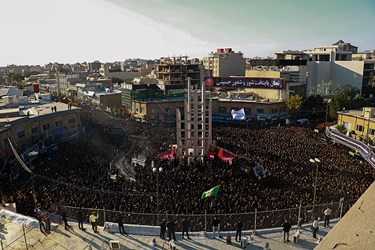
[309,158,320,222]
[152,160,163,224]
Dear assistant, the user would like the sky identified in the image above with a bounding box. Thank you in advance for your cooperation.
[0,0,374,66]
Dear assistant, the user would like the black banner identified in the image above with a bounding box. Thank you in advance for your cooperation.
[204,77,285,89]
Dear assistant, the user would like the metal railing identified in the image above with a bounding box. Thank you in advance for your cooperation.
[51,198,355,233]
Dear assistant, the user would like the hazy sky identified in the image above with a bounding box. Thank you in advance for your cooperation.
[1,0,374,66]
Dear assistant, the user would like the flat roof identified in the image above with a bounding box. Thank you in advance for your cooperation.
[0,102,79,124]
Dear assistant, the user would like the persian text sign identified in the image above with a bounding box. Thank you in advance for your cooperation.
[204,77,285,89]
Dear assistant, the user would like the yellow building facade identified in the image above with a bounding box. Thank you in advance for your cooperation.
[337,107,375,140]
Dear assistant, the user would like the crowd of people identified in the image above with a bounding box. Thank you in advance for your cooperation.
[1,107,374,231]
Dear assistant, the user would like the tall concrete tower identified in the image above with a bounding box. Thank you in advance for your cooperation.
[176,78,212,163]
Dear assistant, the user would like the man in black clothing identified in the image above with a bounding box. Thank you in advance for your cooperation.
[61,209,71,230]
[235,219,243,242]
[77,208,86,230]
[282,219,291,242]
[180,218,190,239]
[117,214,128,235]
[37,213,46,235]
[212,216,222,239]
[166,220,176,241]
[159,219,166,239]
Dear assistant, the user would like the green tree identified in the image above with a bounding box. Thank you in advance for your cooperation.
[8,72,24,83]
[302,95,324,110]
[336,124,347,134]
[287,95,303,119]
[328,84,372,118]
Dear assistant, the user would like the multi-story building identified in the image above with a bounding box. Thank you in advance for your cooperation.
[305,40,357,62]
[88,61,102,72]
[176,78,212,161]
[122,83,185,114]
[156,56,202,86]
[55,73,80,94]
[337,107,375,142]
[203,48,246,77]
[0,102,81,155]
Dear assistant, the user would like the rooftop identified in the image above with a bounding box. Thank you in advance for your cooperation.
[0,102,79,124]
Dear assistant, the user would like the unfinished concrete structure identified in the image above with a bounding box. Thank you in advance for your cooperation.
[176,78,212,163]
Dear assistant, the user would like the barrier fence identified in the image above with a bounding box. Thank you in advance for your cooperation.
[52,198,355,233]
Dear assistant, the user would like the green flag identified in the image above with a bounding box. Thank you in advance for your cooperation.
[201,185,220,199]
[277,123,281,129]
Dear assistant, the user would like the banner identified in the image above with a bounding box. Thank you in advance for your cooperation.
[205,77,284,89]
[231,108,246,121]
[157,147,177,160]
[206,144,235,165]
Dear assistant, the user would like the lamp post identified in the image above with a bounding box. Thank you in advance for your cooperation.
[309,158,320,222]
[152,160,163,224]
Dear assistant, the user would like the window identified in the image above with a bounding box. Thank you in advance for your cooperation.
[356,124,364,132]
[55,121,63,127]
[257,108,264,114]
[140,107,143,113]
[218,107,226,113]
[18,130,25,139]
[232,107,239,111]
[31,127,39,135]
[164,107,171,113]
[68,118,75,124]
[43,124,51,131]
[244,108,251,113]
[370,129,375,136]
[16,126,25,140]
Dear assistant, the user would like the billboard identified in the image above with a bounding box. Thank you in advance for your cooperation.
[204,77,285,89]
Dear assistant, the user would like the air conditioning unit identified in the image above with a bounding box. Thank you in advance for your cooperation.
[109,240,121,250]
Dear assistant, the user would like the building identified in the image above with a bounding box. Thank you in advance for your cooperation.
[336,107,375,142]
[307,60,364,96]
[96,92,122,109]
[121,83,185,113]
[305,40,358,62]
[156,56,202,86]
[99,63,154,81]
[88,60,102,72]
[176,78,212,161]
[316,181,375,250]
[0,102,81,155]
[131,97,184,122]
[247,58,308,98]
[55,73,80,94]
[203,48,246,77]
[205,76,288,123]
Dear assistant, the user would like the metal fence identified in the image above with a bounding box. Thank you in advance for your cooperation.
[52,198,355,233]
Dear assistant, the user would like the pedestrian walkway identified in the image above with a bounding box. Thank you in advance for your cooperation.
[0,208,336,249]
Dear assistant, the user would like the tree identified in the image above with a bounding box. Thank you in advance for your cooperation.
[8,72,24,83]
[302,95,325,110]
[328,84,371,118]
[287,95,303,119]
[336,124,347,134]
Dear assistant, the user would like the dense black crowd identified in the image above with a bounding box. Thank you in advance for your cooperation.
[1,107,374,230]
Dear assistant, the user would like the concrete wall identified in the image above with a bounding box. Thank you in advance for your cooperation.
[307,61,364,95]
[99,93,122,109]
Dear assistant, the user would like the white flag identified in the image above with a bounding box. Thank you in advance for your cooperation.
[231,108,246,120]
